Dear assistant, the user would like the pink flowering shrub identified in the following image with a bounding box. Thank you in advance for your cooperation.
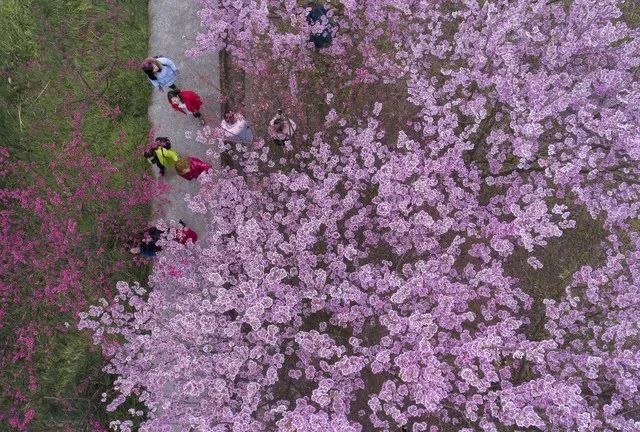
[0,109,161,428]
[0,0,160,428]
[83,0,639,430]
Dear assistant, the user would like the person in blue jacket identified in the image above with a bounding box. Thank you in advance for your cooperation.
[141,56,179,92]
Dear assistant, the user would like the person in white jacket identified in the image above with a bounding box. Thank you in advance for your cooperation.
[220,110,253,169]
[220,110,253,143]
[268,109,297,145]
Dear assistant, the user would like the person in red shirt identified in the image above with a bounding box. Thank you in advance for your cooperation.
[167,89,205,125]
[175,157,212,181]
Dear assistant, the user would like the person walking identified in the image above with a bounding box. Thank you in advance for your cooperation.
[141,56,179,92]
[167,89,205,125]
[268,109,297,145]
[175,156,212,181]
[144,137,180,176]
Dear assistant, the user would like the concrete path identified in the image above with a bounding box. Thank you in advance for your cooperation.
[146,2,220,428]
[148,0,220,238]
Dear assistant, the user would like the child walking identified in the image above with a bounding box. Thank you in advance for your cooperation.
[175,157,212,181]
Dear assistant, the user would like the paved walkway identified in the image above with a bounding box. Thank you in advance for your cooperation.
[146,2,220,428]
[148,0,220,238]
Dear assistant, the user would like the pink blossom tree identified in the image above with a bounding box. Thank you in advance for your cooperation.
[82,0,640,430]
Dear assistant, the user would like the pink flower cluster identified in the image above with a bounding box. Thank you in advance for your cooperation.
[1,108,162,428]
[83,0,640,431]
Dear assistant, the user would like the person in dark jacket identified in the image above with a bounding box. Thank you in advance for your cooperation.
[175,157,212,181]
[129,227,164,257]
[167,89,205,125]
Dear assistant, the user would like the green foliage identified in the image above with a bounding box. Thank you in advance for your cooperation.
[27,330,148,431]
[0,0,38,69]
[1,0,151,159]
[37,332,101,401]
[105,69,151,117]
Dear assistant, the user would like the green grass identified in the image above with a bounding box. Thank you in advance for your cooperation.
[1,0,151,158]
[32,330,149,431]
[1,0,152,429]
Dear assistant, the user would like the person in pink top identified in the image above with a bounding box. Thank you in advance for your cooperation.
[175,157,211,181]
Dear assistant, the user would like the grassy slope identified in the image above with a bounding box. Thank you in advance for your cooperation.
[1,0,151,429]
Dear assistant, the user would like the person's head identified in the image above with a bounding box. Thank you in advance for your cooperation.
[141,58,161,79]
[175,158,192,175]
[154,137,171,149]
[224,110,236,124]
[129,247,141,255]
[167,90,182,105]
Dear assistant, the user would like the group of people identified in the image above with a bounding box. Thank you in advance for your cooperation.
[129,221,198,257]
[132,1,333,257]
[140,55,214,179]
[143,136,212,181]
[141,56,206,125]
[140,54,298,176]
[133,57,211,255]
